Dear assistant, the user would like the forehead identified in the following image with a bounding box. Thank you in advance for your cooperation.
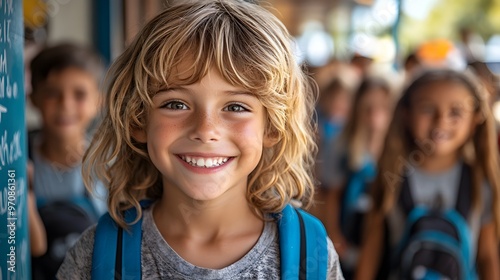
[44,67,97,85]
[410,81,474,105]
[163,60,250,93]
[362,87,389,99]
[167,58,197,82]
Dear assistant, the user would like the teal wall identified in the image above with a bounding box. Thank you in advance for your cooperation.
[0,0,29,279]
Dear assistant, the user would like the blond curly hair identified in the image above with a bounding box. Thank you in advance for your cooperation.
[83,0,318,227]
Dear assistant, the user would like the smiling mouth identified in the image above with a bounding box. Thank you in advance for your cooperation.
[431,130,451,142]
[179,155,230,168]
[55,118,76,125]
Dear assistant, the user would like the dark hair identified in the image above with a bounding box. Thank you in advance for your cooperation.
[354,77,391,103]
[30,43,104,93]
[400,69,481,110]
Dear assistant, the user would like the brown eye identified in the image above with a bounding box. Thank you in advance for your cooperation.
[162,101,188,110]
[224,103,248,112]
[450,107,464,118]
[417,104,435,115]
[44,90,60,99]
[74,89,88,102]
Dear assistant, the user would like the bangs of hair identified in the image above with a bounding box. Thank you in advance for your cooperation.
[401,69,484,113]
[136,0,293,100]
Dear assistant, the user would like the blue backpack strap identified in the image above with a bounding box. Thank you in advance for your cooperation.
[279,204,328,280]
[120,205,144,279]
[92,200,151,280]
[455,164,472,218]
[92,213,119,279]
[340,159,376,225]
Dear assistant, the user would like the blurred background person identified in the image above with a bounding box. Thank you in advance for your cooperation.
[357,69,500,280]
[28,43,107,280]
[310,62,357,225]
[317,76,393,278]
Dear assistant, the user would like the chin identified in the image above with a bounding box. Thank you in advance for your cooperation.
[429,148,456,158]
[185,187,226,202]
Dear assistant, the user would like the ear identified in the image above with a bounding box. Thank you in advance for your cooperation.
[263,131,280,148]
[131,128,147,143]
[474,111,486,125]
[30,92,40,109]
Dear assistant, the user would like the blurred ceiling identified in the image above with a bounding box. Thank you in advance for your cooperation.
[267,0,347,35]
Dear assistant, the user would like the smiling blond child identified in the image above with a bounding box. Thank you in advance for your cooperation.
[57,1,343,279]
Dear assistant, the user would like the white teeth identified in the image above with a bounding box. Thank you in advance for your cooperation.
[180,156,229,168]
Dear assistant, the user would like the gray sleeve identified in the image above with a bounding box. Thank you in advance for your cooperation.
[56,225,95,280]
[327,237,345,280]
[480,180,493,225]
[318,138,347,188]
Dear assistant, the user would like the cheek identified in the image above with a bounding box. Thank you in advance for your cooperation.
[148,119,178,139]
[230,119,266,157]
[459,118,476,138]
[40,102,57,116]
[82,104,98,118]
[408,114,430,137]
[232,119,265,143]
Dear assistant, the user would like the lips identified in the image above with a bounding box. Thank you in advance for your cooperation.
[179,155,230,168]
[54,117,76,126]
[431,130,451,142]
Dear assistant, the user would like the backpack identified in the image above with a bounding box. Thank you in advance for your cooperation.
[394,164,477,280]
[91,201,328,280]
[29,130,100,280]
[32,199,98,280]
[340,158,376,246]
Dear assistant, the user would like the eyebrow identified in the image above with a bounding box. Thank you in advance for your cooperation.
[155,87,256,98]
[224,90,257,98]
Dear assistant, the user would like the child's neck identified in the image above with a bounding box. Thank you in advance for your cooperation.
[365,129,386,159]
[154,191,262,236]
[417,152,460,173]
[39,131,87,167]
[153,189,264,268]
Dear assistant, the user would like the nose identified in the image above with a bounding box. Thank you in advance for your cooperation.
[188,111,220,143]
[58,92,74,111]
[433,110,455,128]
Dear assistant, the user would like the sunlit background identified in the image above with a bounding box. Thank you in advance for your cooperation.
[23,0,500,125]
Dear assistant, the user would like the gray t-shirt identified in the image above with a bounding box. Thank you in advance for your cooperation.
[57,207,344,279]
[319,137,374,189]
[31,133,107,216]
[317,137,347,188]
[387,162,493,266]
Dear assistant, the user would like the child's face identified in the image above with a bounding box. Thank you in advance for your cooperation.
[407,81,477,158]
[134,67,272,202]
[359,88,391,133]
[32,67,100,140]
[322,89,351,122]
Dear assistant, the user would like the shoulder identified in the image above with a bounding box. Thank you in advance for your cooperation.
[56,225,96,279]
[285,208,344,279]
[319,138,348,187]
[327,237,345,280]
